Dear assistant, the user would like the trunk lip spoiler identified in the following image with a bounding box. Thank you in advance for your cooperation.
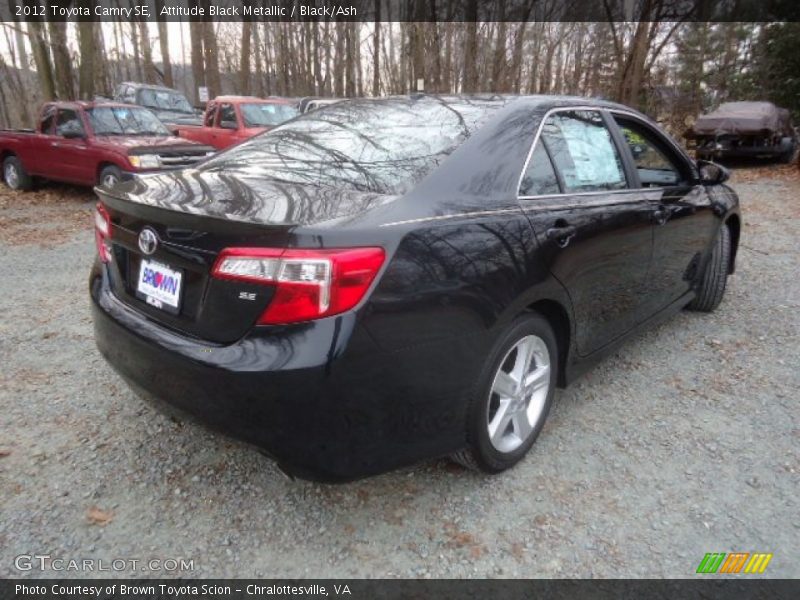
[94,187,302,234]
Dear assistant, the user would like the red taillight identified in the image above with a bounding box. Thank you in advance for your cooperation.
[211,247,386,325]
[94,203,112,263]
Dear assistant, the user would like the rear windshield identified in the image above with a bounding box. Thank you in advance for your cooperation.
[137,89,194,114]
[200,97,507,195]
[241,103,299,127]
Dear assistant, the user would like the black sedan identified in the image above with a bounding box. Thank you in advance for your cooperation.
[91,95,740,481]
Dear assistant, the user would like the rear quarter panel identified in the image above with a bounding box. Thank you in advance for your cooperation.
[0,131,48,174]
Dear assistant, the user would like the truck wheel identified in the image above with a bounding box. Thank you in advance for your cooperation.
[687,225,731,312]
[3,156,32,191]
[451,312,557,473]
[98,165,123,188]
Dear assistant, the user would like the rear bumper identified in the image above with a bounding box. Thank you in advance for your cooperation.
[90,265,473,481]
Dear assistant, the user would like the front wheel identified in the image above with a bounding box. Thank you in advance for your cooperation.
[98,165,123,189]
[3,156,32,191]
[687,225,731,312]
[452,312,557,473]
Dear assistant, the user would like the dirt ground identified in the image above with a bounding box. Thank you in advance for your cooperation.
[0,164,798,578]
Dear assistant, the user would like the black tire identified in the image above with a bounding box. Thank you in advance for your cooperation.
[452,312,558,473]
[98,165,123,188]
[687,225,731,312]
[3,156,33,191]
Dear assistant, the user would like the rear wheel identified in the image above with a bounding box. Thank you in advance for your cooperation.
[452,312,557,473]
[3,156,32,191]
[687,225,731,312]
[98,165,123,188]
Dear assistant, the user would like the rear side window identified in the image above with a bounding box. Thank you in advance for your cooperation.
[542,110,627,192]
[520,143,560,196]
[205,104,217,127]
[40,106,57,134]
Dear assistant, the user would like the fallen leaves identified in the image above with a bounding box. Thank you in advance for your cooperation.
[86,506,114,526]
[0,184,94,247]
[0,449,11,458]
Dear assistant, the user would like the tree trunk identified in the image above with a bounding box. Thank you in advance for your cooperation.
[6,14,32,123]
[78,20,96,99]
[189,21,205,103]
[462,0,479,93]
[48,20,75,99]
[239,21,252,95]
[27,17,55,101]
[156,0,174,87]
[333,21,345,96]
[129,22,143,81]
[372,0,381,96]
[491,2,508,92]
[202,21,222,97]
[138,21,158,84]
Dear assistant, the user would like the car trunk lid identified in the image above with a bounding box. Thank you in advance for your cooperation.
[95,170,392,343]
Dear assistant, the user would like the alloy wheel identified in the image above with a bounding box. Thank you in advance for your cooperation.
[103,174,119,187]
[486,334,551,453]
[5,163,19,189]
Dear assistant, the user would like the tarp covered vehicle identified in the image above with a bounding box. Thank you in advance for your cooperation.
[686,101,796,162]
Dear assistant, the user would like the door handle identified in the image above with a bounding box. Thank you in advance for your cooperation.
[652,206,672,225]
[546,224,577,248]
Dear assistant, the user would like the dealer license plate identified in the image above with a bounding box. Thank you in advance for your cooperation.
[136,259,183,314]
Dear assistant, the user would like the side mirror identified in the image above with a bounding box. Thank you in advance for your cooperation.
[696,159,730,185]
[219,120,238,130]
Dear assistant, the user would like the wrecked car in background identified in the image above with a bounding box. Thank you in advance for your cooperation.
[686,101,797,162]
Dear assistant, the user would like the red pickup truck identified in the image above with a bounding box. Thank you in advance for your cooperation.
[0,101,215,191]
[177,96,298,150]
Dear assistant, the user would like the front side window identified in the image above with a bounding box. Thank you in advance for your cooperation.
[219,104,237,128]
[241,103,299,127]
[542,110,627,193]
[519,143,560,196]
[614,117,683,186]
[55,109,84,137]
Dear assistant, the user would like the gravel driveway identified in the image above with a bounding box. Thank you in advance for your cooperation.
[1,166,798,578]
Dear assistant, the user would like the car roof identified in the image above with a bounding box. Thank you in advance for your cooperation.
[43,100,152,111]
[119,82,180,92]
[211,95,294,105]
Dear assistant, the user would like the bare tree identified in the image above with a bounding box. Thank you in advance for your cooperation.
[189,21,205,103]
[155,0,174,87]
[77,19,96,99]
[26,14,55,101]
[239,21,252,95]
[462,1,479,92]
[202,21,222,97]
[48,20,75,99]
[372,2,380,96]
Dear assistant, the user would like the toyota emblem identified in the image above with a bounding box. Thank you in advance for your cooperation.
[138,228,159,255]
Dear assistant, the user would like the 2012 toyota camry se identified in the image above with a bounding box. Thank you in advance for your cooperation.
[90,95,740,481]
